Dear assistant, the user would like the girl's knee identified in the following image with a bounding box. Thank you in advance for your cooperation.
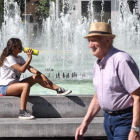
[32,74,41,80]
[23,83,30,89]
[32,74,39,79]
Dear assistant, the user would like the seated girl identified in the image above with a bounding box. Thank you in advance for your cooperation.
[0,38,72,120]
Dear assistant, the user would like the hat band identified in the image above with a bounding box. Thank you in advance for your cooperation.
[89,31,111,34]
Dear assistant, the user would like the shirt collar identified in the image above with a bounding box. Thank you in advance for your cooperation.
[97,46,115,69]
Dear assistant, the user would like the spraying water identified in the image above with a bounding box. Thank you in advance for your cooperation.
[101,0,104,22]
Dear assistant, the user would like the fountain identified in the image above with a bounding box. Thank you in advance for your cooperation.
[0,0,140,95]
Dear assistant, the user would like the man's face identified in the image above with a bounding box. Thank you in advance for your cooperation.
[88,36,110,59]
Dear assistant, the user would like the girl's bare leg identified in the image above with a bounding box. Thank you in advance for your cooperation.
[6,75,59,110]
[6,83,30,110]
[20,74,59,90]
[20,75,72,96]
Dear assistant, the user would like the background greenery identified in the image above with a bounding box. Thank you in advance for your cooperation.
[0,0,64,28]
[14,0,30,14]
[0,0,4,28]
[36,0,56,20]
[0,0,30,27]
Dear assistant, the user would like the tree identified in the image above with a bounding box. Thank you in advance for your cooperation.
[36,0,56,20]
[0,0,30,28]
[0,0,4,28]
[14,0,30,17]
[36,0,64,20]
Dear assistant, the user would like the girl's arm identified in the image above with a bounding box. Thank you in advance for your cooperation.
[12,58,31,73]
[27,65,43,75]
[12,49,33,73]
[27,65,52,85]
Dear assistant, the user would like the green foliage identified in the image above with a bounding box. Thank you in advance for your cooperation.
[36,0,64,20]
[0,0,65,28]
[0,0,4,28]
[0,0,4,5]
[0,0,30,28]
[14,0,30,15]
[36,0,56,20]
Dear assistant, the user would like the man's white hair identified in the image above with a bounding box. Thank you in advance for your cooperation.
[102,36,114,45]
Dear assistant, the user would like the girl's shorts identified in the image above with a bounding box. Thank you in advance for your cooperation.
[0,85,9,96]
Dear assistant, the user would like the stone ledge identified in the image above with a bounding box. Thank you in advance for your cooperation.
[0,95,104,118]
[0,117,106,137]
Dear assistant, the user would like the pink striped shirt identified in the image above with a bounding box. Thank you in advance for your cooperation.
[93,47,140,111]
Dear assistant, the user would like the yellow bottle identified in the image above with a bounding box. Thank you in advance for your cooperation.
[23,47,39,56]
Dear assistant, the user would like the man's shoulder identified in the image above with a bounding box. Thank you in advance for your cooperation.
[113,48,132,62]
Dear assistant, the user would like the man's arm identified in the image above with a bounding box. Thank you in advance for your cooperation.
[75,93,101,140]
[128,87,140,140]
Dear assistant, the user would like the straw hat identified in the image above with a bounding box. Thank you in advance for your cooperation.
[84,22,116,39]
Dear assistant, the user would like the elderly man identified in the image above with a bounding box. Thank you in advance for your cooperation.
[75,22,140,140]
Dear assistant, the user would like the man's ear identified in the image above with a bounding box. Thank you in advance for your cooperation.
[107,37,111,42]
[106,37,111,46]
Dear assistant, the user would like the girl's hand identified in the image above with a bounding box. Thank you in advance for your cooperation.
[42,75,53,86]
[26,49,33,59]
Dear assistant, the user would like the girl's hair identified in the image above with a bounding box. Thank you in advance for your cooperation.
[0,38,22,66]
